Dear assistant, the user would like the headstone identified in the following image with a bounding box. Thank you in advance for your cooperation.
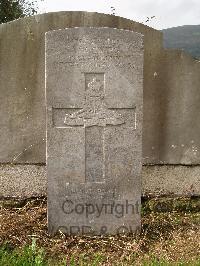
[46,27,143,235]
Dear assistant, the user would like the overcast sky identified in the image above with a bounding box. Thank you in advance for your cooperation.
[38,0,200,30]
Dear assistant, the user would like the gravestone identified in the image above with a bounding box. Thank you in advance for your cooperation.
[46,27,143,235]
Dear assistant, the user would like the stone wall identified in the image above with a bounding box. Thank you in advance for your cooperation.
[0,11,162,164]
[0,11,200,197]
[1,165,199,198]
[144,49,200,165]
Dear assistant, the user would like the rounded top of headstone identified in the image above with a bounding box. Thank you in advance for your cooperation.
[0,11,162,51]
[0,10,159,34]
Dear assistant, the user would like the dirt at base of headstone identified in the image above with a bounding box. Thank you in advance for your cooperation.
[0,197,199,264]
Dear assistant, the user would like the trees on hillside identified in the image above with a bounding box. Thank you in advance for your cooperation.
[0,0,40,24]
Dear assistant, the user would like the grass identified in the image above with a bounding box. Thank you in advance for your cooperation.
[0,197,199,265]
[0,242,200,265]
[0,239,47,266]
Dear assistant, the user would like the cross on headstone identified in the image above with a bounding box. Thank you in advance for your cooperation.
[63,73,135,183]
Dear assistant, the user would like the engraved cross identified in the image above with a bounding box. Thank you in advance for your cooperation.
[63,73,135,183]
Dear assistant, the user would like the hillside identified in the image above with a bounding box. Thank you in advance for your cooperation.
[163,25,200,59]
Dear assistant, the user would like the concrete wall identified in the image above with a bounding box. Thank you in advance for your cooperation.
[0,12,200,197]
[0,11,162,164]
[1,12,200,165]
[1,164,199,198]
[144,49,200,165]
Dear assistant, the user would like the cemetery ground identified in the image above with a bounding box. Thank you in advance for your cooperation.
[0,197,199,265]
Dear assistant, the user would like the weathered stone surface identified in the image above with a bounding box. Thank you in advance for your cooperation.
[0,11,200,166]
[0,164,47,198]
[143,50,200,165]
[1,165,200,198]
[1,11,200,201]
[46,28,143,235]
[0,11,161,164]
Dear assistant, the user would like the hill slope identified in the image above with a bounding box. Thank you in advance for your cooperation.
[163,25,200,59]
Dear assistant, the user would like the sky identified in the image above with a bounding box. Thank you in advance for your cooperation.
[38,0,200,30]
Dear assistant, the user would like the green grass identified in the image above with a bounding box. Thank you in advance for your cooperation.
[0,241,199,266]
[0,239,47,266]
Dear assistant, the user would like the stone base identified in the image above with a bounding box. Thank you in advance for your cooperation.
[143,165,200,197]
[0,164,47,198]
[0,164,199,198]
